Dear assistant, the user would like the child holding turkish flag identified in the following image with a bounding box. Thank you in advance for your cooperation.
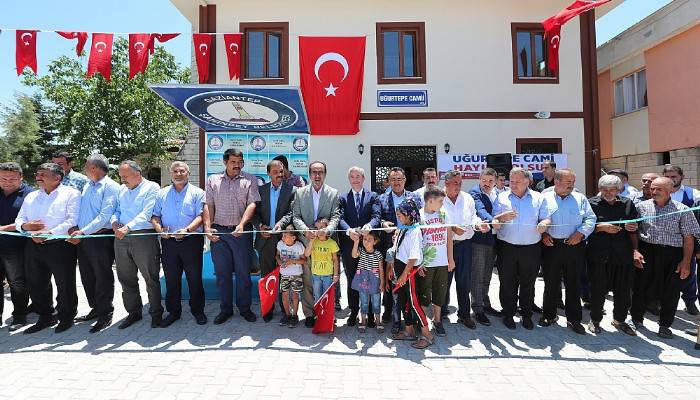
[276,227,306,328]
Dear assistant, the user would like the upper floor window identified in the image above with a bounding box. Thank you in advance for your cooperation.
[614,69,647,116]
[240,22,289,85]
[376,22,426,84]
[511,23,558,84]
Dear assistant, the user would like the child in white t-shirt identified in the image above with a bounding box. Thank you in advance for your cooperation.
[276,226,306,328]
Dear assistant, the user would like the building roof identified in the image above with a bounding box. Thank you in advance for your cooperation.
[597,0,700,72]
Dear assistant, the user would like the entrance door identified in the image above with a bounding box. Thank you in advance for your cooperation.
[370,145,437,193]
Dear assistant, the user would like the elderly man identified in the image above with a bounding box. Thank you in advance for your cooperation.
[631,177,700,338]
[630,172,659,205]
[111,160,162,329]
[491,167,551,330]
[151,161,207,327]
[254,159,296,322]
[379,167,423,331]
[535,160,556,192]
[586,175,641,335]
[469,168,502,325]
[441,170,488,329]
[0,162,34,331]
[52,151,89,193]
[205,149,260,325]
[414,167,439,199]
[539,169,596,334]
[16,163,80,334]
[338,166,381,327]
[292,161,341,327]
[662,165,700,316]
[67,154,120,333]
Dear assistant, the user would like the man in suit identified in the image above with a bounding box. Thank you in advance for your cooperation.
[254,159,296,322]
[292,161,341,327]
[338,166,381,327]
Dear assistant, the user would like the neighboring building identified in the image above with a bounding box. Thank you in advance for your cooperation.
[597,0,700,188]
[171,0,621,193]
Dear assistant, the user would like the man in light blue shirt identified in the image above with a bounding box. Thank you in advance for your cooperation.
[67,154,120,333]
[539,168,596,334]
[111,160,162,329]
[52,151,89,193]
[151,161,207,328]
[492,168,551,330]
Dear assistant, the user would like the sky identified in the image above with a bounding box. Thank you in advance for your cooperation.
[0,0,674,111]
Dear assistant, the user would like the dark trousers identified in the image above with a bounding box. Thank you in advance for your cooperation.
[25,240,78,322]
[258,234,284,314]
[211,225,253,314]
[161,236,205,315]
[444,239,473,318]
[77,236,115,317]
[0,247,29,318]
[681,257,698,305]
[631,242,685,327]
[393,260,421,327]
[114,233,163,317]
[498,242,540,319]
[588,254,633,323]
[542,241,585,323]
[341,248,361,315]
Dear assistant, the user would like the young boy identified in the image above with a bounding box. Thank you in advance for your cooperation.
[419,186,455,337]
[304,218,340,303]
[276,226,306,328]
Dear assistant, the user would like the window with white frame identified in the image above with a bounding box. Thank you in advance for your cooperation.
[614,69,647,116]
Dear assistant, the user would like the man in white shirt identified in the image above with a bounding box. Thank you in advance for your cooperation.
[441,170,488,328]
[15,163,81,334]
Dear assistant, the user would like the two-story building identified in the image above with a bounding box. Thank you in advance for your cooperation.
[170,0,621,194]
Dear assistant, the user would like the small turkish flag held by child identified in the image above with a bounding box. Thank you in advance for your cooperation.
[258,266,280,316]
[16,30,38,75]
[129,33,151,79]
[87,33,114,81]
[223,33,243,80]
[56,31,88,56]
[312,282,337,334]
[193,33,213,84]
[543,0,610,72]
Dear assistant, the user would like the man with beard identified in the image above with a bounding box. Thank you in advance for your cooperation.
[414,168,439,199]
[630,172,659,205]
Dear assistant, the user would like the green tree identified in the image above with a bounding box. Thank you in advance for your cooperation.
[0,93,40,170]
[22,38,190,171]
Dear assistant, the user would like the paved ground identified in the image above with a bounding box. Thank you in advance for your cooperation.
[2,270,699,400]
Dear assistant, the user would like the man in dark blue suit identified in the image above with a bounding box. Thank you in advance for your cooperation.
[338,166,381,326]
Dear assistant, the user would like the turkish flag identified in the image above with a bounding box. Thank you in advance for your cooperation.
[258,266,280,316]
[148,33,180,54]
[193,33,213,84]
[16,30,38,75]
[223,33,243,80]
[57,31,88,56]
[87,33,114,81]
[312,282,337,334]
[129,34,152,79]
[543,0,610,72]
[299,36,366,135]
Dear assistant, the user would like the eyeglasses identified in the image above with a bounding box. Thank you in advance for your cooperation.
[389,178,405,182]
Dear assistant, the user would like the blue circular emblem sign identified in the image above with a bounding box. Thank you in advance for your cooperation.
[250,136,267,151]
[208,134,224,151]
[184,91,299,131]
[292,136,308,152]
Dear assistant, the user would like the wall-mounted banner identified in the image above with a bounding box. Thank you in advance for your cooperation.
[438,153,568,180]
[206,132,310,186]
[150,84,309,132]
[377,90,428,107]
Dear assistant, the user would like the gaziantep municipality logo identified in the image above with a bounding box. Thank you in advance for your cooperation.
[250,136,267,151]
[184,91,299,131]
[208,135,224,151]
[292,137,308,152]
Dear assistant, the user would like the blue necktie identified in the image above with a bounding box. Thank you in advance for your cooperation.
[355,192,361,216]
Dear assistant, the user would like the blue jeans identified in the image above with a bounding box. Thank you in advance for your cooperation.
[312,275,333,303]
[359,292,381,315]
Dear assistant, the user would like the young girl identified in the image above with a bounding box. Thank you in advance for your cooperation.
[390,199,433,349]
[351,231,385,333]
[275,226,306,328]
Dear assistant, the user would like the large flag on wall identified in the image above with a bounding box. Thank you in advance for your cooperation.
[299,36,365,135]
[543,0,610,72]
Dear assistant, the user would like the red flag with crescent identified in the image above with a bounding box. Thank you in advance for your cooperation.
[223,33,243,80]
[312,282,337,334]
[258,266,280,316]
[87,33,114,81]
[148,33,180,54]
[57,31,88,56]
[129,33,152,79]
[193,33,213,84]
[16,30,38,75]
[543,0,610,72]
[299,36,366,135]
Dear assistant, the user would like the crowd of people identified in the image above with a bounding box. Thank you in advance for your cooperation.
[1,150,699,351]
